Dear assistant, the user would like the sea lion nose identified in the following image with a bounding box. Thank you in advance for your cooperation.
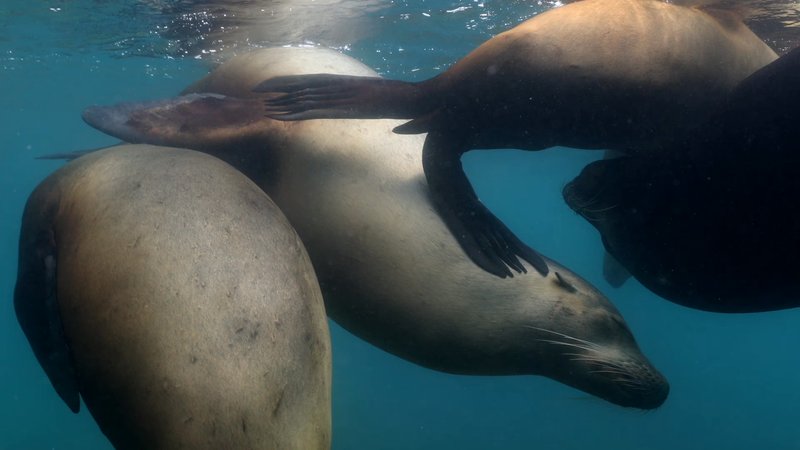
[623,365,670,410]
[640,378,670,409]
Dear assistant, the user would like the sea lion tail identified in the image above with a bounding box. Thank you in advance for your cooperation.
[254,74,432,122]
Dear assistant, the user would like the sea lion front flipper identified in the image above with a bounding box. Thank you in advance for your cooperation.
[14,213,80,413]
[422,130,549,278]
[255,74,431,122]
[392,109,438,135]
[603,251,631,287]
[82,94,266,150]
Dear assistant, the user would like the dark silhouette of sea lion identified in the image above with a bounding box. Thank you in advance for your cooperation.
[563,46,800,312]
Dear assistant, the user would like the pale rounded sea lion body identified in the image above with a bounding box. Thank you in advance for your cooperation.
[83,47,669,409]
[14,145,331,449]
[254,0,778,277]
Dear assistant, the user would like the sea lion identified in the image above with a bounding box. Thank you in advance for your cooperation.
[252,0,778,278]
[14,145,331,448]
[82,47,669,408]
[563,46,800,312]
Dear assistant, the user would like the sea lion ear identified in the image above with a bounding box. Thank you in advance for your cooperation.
[554,272,578,293]
[82,94,266,149]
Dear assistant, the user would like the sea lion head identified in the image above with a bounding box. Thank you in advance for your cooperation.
[524,268,669,409]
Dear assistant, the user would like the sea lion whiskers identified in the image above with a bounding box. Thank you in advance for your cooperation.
[538,339,604,355]
[527,326,650,380]
[563,181,618,223]
[566,354,628,368]
[586,365,645,381]
[523,326,626,367]
[523,324,666,406]
[577,359,654,392]
[566,355,639,380]
[576,203,620,225]
[523,325,604,352]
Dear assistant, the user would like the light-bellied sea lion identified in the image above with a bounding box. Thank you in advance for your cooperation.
[15,145,331,448]
[563,46,800,313]
[82,47,668,408]
[252,0,778,278]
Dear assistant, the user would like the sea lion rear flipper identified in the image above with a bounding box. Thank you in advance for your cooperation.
[254,74,429,122]
[15,219,80,413]
[82,94,266,149]
[422,130,549,278]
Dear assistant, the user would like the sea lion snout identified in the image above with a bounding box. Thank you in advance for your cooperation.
[529,303,668,409]
[556,337,669,409]
[596,350,670,409]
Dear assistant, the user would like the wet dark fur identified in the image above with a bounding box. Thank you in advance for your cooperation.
[563,47,800,312]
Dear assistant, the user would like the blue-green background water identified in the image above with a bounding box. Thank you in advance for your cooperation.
[2,1,800,448]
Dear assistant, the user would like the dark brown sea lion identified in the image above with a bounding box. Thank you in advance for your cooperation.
[82,47,669,409]
[563,46,800,312]
[253,0,777,278]
[15,145,331,448]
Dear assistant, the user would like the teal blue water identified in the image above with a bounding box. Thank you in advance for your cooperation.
[3,1,800,449]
